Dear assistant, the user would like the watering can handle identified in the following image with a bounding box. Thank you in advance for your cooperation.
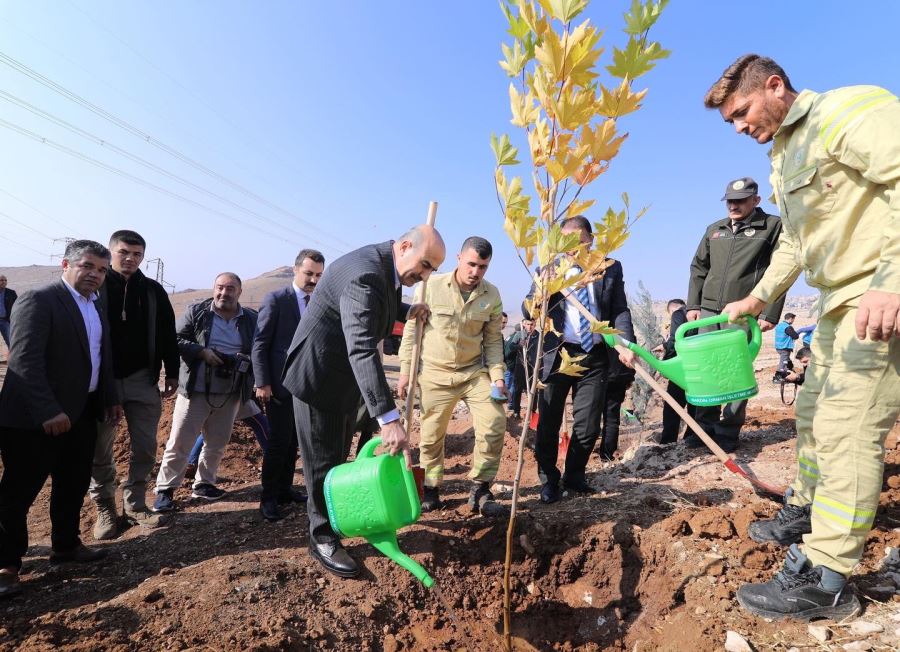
[356,436,422,520]
[674,313,762,360]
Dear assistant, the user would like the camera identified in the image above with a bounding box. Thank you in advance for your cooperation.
[212,350,251,379]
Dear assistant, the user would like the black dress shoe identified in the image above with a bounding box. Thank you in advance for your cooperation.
[540,483,561,504]
[50,544,107,565]
[260,499,286,522]
[563,478,596,494]
[0,572,21,599]
[277,488,308,505]
[310,540,359,578]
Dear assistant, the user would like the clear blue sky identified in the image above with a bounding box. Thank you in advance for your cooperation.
[1,1,898,306]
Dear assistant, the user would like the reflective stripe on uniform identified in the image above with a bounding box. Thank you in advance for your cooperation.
[820,88,895,149]
[797,455,820,480]
[812,494,875,531]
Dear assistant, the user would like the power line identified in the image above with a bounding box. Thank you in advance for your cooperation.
[0,232,52,258]
[0,208,56,240]
[0,186,78,233]
[65,0,310,185]
[0,116,319,249]
[0,49,354,251]
[0,90,340,250]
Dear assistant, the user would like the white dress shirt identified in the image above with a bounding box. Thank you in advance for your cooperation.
[62,278,102,392]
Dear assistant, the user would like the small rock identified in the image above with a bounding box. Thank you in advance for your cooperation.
[519,534,536,555]
[695,606,707,615]
[808,624,830,642]
[315,577,326,588]
[841,642,872,651]
[525,582,537,595]
[891,611,900,622]
[724,630,753,652]
[849,620,883,636]
[786,648,800,652]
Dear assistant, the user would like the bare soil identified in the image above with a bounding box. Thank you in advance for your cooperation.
[1,355,899,651]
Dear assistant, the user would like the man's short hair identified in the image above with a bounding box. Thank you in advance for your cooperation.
[796,347,812,360]
[295,249,324,266]
[667,298,686,310]
[109,229,146,249]
[460,236,492,259]
[560,215,592,236]
[784,313,796,320]
[64,240,110,263]
[215,272,242,287]
[703,54,797,109]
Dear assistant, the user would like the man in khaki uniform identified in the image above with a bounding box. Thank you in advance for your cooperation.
[705,54,900,621]
[398,236,507,516]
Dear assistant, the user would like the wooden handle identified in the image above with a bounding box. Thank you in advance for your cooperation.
[403,201,438,429]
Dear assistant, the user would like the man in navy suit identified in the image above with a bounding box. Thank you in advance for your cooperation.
[525,216,636,504]
[252,249,324,522]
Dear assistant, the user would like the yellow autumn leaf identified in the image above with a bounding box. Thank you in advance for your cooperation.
[596,79,648,118]
[527,118,550,166]
[510,84,541,127]
[550,85,595,130]
[588,319,619,336]
[562,198,596,218]
[557,347,588,377]
[499,40,528,77]
[565,21,604,87]
[534,25,566,82]
[504,214,539,248]
[581,120,628,162]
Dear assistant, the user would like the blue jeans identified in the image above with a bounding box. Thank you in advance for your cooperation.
[0,320,9,348]
[504,370,516,409]
[188,412,270,466]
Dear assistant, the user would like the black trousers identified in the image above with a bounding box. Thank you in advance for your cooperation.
[0,408,98,569]
[535,343,608,486]
[659,380,694,444]
[293,398,355,545]
[259,394,299,502]
[598,379,628,459]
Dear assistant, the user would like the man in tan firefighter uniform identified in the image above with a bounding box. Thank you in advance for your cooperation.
[397,236,507,517]
[705,54,900,621]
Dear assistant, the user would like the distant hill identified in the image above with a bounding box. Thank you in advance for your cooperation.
[0,263,818,319]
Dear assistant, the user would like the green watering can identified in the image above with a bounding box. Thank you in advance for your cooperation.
[605,313,762,406]
[323,436,434,588]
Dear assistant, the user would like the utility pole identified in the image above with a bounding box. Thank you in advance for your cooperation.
[49,236,77,261]
[145,258,175,293]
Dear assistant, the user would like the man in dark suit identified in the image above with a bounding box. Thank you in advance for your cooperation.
[252,248,325,522]
[0,275,17,351]
[0,240,122,599]
[525,216,636,504]
[282,225,445,578]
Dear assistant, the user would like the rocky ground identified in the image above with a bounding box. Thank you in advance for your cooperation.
[1,351,899,651]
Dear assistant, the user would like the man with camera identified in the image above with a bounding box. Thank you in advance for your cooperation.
[153,272,258,512]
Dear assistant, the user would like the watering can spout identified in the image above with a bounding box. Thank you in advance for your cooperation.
[603,333,686,387]
[366,530,435,588]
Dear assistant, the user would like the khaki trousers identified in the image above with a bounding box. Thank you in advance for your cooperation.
[89,369,162,511]
[788,304,900,575]
[154,393,241,492]
[418,371,506,488]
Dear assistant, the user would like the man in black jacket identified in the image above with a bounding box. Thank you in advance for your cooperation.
[252,249,324,522]
[153,273,258,512]
[282,226,443,578]
[0,275,16,352]
[524,216,636,504]
[686,178,785,452]
[654,299,695,444]
[89,230,180,539]
[0,241,122,599]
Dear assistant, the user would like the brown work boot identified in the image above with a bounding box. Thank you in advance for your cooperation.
[93,499,119,541]
[124,505,169,529]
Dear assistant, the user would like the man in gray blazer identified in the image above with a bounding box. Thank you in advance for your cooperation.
[252,248,325,522]
[282,225,445,578]
[0,240,122,599]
